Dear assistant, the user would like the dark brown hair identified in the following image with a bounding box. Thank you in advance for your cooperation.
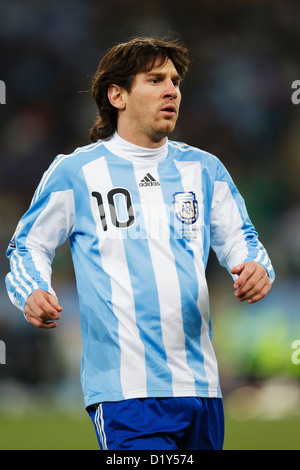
[89,37,190,142]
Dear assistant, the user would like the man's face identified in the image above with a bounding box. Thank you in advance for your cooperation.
[117,57,182,148]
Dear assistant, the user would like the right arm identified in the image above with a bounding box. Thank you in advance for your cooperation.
[6,161,75,327]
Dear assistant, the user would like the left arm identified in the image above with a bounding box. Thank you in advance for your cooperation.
[210,160,275,303]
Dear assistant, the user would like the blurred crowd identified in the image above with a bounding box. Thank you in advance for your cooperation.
[0,0,299,411]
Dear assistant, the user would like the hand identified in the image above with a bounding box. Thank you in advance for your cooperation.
[230,261,272,304]
[25,289,63,329]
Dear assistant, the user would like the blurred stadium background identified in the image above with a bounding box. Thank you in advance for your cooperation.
[0,0,299,450]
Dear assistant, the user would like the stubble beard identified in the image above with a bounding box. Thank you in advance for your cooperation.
[150,115,178,144]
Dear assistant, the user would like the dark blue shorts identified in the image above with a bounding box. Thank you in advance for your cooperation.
[87,396,224,450]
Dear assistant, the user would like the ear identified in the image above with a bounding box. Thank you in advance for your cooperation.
[107,84,126,110]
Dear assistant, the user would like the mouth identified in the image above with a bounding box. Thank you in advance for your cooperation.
[160,104,177,116]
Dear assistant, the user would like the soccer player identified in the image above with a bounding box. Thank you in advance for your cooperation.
[6,37,274,450]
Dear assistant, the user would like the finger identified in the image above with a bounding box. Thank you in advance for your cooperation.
[32,293,62,319]
[234,269,265,298]
[25,305,59,326]
[25,296,61,326]
[230,264,244,275]
[47,293,63,312]
[232,264,255,290]
[247,281,272,304]
[234,276,266,302]
[26,302,60,322]
[25,312,58,329]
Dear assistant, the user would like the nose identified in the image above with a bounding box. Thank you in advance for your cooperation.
[163,79,178,99]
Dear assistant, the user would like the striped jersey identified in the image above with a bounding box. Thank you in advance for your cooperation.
[6,132,275,407]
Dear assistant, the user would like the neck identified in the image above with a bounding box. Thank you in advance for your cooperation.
[116,126,168,149]
[103,132,168,163]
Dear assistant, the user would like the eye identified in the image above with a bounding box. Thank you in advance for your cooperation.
[149,78,160,84]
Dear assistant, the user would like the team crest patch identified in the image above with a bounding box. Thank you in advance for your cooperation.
[8,222,23,249]
[173,191,199,225]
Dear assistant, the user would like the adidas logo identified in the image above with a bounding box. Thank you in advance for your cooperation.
[139,173,160,187]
